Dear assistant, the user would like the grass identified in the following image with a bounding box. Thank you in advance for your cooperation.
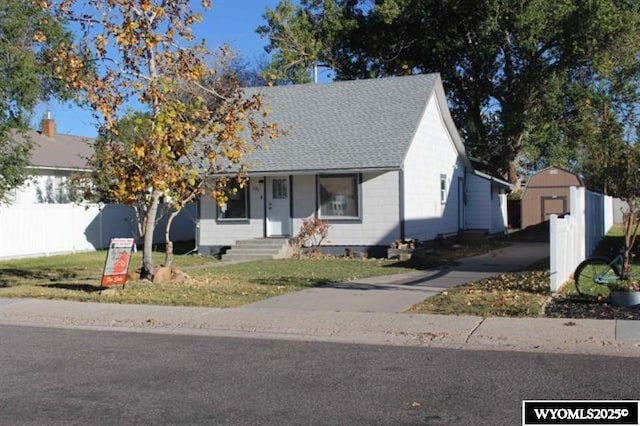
[0,236,519,308]
[408,258,550,317]
[0,252,414,307]
[559,224,636,298]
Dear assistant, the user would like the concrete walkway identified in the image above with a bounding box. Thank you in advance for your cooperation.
[0,298,638,358]
[245,242,549,313]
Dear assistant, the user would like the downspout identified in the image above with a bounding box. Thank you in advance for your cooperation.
[399,168,405,240]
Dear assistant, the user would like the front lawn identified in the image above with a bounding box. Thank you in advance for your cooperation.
[408,259,550,317]
[409,225,640,319]
[0,252,412,307]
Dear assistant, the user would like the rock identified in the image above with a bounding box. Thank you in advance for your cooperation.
[171,268,190,284]
[127,268,140,282]
[152,266,172,284]
[398,252,412,262]
[100,288,118,297]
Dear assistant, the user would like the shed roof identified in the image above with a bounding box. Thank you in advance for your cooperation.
[242,74,444,173]
[526,166,583,187]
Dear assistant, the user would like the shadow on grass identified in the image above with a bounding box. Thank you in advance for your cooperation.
[592,233,640,259]
[41,283,104,293]
[0,268,78,287]
[248,277,330,288]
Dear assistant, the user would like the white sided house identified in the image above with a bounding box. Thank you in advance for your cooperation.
[197,74,511,259]
[0,117,196,259]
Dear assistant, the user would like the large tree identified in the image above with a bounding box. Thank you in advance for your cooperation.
[39,0,278,277]
[0,0,70,202]
[258,0,640,183]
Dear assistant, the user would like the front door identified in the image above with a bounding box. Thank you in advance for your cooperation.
[266,176,291,236]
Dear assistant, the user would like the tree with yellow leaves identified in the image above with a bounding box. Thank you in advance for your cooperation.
[36,0,279,278]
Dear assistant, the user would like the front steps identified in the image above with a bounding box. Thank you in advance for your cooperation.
[222,238,290,262]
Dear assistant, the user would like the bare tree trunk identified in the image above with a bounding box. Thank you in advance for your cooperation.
[163,209,181,268]
[622,206,640,279]
[142,191,161,279]
[507,159,520,187]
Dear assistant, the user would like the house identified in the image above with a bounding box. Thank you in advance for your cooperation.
[197,74,511,258]
[10,114,93,204]
[0,116,196,259]
[521,166,583,229]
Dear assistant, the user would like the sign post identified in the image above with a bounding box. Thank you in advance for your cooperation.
[101,238,136,287]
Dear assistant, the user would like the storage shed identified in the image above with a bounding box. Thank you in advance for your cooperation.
[521,166,582,228]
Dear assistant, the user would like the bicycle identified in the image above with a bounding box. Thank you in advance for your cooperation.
[573,247,639,297]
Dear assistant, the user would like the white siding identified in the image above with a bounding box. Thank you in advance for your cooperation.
[490,188,507,234]
[11,169,76,204]
[198,171,400,247]
[322,171,400,246]
[198,177,265,246]
[402,94,465,241]
[466,174,491,230]
[292,174,316,232]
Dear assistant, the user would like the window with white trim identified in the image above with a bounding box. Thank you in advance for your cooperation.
[318,174,359,219]
[440,174,447,204]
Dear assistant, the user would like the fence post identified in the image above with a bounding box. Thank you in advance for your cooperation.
[549,214,559,292]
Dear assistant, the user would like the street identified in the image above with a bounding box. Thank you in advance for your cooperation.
[0,325,638,425]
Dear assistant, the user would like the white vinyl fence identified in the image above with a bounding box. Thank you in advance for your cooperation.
[0,202,197,260]
[549,187,614,291]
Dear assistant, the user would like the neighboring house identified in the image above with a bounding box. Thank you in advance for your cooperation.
[0,116,196,260]
[521,166,583,229]
[10,115,93,205]
[198,74,512,257]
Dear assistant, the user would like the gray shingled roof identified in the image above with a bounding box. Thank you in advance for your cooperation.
[13,130,94,170]
[243,74,439,173]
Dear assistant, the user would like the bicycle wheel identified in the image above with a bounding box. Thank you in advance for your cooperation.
[573,257,617,298]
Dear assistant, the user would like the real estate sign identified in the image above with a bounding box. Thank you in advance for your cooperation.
[101,238,136,286]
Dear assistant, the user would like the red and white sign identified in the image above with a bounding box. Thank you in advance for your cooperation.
[101,238,136,286]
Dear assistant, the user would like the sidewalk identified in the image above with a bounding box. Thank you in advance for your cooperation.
[0,298,638,358]
[245,242,550,312]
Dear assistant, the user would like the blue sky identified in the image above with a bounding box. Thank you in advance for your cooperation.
[33,0,283,138]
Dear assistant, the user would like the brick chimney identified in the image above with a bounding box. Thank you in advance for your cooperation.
[40,111,56,139]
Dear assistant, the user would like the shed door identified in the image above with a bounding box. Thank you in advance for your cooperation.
[541,196,567,221]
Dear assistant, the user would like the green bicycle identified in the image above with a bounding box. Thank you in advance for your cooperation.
[573,247,638,297]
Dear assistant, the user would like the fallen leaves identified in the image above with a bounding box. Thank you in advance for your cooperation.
[410,269,550,317]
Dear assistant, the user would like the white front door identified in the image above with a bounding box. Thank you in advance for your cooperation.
[266,176,291,236]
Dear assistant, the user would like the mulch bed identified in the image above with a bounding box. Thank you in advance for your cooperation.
[545,296,640,320]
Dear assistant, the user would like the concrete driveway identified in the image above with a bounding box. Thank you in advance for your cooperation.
[245,242,549,313]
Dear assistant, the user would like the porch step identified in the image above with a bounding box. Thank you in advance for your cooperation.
[225,249,283,256]
[234,239,289,247]
[221,238,290,262]
[222,254,276,262]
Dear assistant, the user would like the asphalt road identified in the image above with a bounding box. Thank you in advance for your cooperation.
[0,325,638,425]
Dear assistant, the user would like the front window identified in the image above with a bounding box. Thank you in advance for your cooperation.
[217,183,248,220]
[319,174,359,219]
